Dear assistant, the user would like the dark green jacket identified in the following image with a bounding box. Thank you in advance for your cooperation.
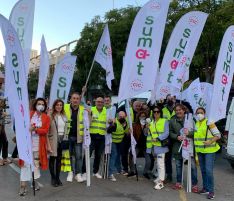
[169,115,194,159]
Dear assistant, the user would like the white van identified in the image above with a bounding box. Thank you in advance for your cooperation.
[225,97,234,169]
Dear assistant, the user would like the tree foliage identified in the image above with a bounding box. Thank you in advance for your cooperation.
[28,0,234,97]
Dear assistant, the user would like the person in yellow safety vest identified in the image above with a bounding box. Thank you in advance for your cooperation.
[147,106,169,190]
[194,107,221,200]
[63,92,85,183]
[162,94,176,120]
[107,111,130,181]
[82,97,107,179]
[162,94,176,183]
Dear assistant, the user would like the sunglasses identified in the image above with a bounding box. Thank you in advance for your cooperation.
[153,110,160,113]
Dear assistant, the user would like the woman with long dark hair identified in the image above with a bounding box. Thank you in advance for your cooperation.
[48,99,67,187]
[147,106,169,190]
[19,98,50,196]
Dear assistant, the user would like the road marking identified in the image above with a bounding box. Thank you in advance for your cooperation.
[179,189,188,201]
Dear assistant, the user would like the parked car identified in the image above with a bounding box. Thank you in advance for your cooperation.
[224,97,234,169]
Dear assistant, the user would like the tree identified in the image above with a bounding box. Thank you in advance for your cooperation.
[73,7,140,96]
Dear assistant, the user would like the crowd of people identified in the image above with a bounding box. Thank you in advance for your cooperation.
[0,92,221,200]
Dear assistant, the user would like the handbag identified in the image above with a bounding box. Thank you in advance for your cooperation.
[53,116,69,150]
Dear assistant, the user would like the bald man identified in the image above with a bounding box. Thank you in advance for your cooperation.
[107,111,130,181]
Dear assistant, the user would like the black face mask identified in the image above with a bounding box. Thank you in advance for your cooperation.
[118,118,126,124]
[167,100,174,107]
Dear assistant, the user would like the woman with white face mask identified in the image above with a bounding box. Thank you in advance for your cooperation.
[19,98,50,196]
[194,107,221,200]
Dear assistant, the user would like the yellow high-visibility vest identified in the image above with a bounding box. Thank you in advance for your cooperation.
[90,106,107,135]
[64,104,84,136]
[61,150,71,172]
[149,118,167,147]
[162,107,175,120]
[194,119,220,153]
[112,119,129,143]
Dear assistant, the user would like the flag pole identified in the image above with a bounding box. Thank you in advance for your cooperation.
[31,169,36,196]
[84,58,95,88]
[125,100,138,181]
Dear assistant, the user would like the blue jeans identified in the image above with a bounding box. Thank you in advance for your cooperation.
[175,158,198,185]
[197,153,216,193]
[109,142,121,176]
[69,137,83,174]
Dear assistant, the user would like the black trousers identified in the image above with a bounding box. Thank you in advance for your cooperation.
[12,145,18,158]
[120,135,131,172]
[165,146,173,178]
[49,143,62,180]
[0,127,8,159]
[82,134,105,174]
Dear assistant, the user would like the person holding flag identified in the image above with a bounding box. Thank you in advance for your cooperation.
[64,92,85,183]
[169,104,198,192]
[19,98,50,196]
[82,97,107,179]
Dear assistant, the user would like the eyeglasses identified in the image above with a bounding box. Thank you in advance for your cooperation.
[153,110,160,113]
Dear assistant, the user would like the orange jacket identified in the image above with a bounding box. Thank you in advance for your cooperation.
[19,111,50,170]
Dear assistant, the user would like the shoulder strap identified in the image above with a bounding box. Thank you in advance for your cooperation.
[53,115,58,134]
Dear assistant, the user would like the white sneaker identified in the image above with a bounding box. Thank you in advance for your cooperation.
[108,174,116,182]
[75,173,84,183]
[154,182,164,190]
[82,173,87,181]
[93,173,102,179]
[66,172,73,182]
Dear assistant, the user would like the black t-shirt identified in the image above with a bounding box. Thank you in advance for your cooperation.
[69,105,79,137]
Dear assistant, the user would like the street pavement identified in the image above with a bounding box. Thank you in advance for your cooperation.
[0,125,234,201]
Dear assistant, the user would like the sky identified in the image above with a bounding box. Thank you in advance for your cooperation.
[0,0,149,62]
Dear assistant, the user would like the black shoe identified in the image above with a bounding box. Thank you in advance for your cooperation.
[164,175,172,183]
[143,173,151,180]
[51,179,58,187]
[56,179,63,186]
[127,172,136,177]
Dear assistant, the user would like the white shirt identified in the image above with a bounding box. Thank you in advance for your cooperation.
[57,115,65,135]
[31,112,42,152]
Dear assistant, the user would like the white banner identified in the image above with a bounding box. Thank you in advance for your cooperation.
[125,100,137,164]
[83,110,91,148]
[36,35,49,98]
[181,78,202,112]
[182,113,194,159]
[49,52,76,108]
[208,26,234,124]
[9,0,35,78]
[160,11,208,90]
[94,24,114,90]
[0,14,33,166]
[118,0,170,102]
[155,81,180,100]
[200,82,213,115]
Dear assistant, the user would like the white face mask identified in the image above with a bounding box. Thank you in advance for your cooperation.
[36,105,45,112]
[140,119,146,126]
[196,113,205,121]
